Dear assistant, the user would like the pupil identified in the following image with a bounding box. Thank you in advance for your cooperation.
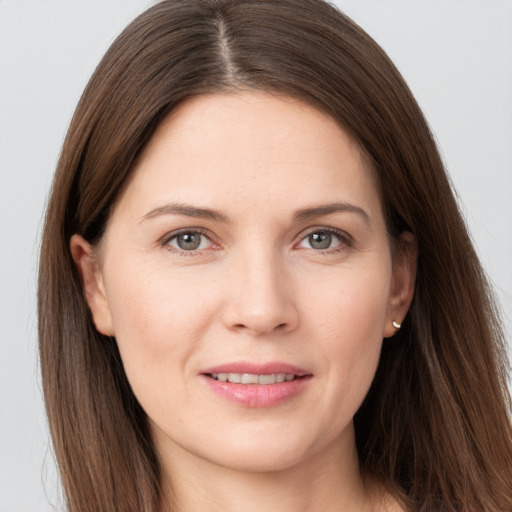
[177,232,201,250]
[309,232,331,250]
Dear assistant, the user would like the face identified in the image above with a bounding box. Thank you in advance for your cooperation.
[72,92,415,475]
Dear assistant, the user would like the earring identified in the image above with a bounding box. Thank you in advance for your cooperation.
[392,320,401,330]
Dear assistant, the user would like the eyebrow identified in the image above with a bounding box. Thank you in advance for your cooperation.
[140,201,371,227]
[293,202,372,227]
[140,203,230,224]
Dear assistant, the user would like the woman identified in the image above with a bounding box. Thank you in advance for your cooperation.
[38,1,512,511]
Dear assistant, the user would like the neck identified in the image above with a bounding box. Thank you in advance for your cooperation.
[157,425,383,512]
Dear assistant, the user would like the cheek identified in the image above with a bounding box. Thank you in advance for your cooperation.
[302,264,390,417]
[106,256,210,333]
[319,295,385,397]
[304,260,391,343]
[102,260,217,394]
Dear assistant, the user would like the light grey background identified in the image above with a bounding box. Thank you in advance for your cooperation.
[1,1,511,510]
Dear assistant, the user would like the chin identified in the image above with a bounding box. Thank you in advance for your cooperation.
[199,423,344,475]
[153,420,319,475]
[205,444,310,474]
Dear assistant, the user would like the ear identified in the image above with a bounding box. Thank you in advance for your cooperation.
[70,234,115,336]
[383,231,417,338]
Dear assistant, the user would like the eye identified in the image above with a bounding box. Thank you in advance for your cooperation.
[165,230,212,252]
[297,229,350,252]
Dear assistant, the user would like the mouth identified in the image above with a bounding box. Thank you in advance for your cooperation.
[200,363,312,407]
[207,372,304,384]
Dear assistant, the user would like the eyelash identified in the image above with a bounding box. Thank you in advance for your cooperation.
[161,228,216,256]
[295,227,353,254]
[161,227,353,256]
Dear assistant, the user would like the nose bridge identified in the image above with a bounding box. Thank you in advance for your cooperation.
[222,241,298,335]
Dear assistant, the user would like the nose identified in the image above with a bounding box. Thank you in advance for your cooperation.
[221,251,299,336]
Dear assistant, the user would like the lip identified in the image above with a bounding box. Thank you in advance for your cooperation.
[201,362,311,376]
[200,361,313,408]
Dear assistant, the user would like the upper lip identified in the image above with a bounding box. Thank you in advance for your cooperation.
[201,362,312,376]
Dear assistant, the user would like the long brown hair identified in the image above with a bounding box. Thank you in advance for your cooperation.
[38,1,512,510]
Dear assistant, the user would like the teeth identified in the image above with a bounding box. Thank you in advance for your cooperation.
[211,373,297,384]
[241,373,259,384]
[228,373,241,383]
[258,374,275,385]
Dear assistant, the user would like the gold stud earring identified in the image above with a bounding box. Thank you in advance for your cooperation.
[392,320,401,330]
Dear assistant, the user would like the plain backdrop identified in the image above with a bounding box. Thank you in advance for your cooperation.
[1,1,511,510]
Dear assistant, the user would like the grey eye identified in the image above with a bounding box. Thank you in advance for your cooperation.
[173,232,204,251]
[307,231,333,250]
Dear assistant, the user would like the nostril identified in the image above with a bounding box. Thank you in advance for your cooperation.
[231,321,288,333]
[221,294,299,335]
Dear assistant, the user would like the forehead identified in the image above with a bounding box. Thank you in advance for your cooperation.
[112,92,384,225]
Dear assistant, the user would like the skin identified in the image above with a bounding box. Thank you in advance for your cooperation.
[72,92,415,512]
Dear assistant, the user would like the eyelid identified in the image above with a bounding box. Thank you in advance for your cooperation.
[161,227,219,253]
[159,225,353,255]
[294,226,354,252]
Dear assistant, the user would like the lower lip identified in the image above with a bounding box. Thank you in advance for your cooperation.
[201,375,312,407]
